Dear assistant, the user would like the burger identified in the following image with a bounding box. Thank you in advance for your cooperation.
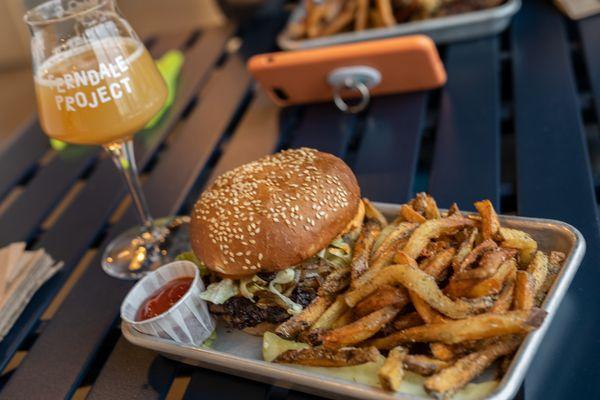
[189,148,363,335]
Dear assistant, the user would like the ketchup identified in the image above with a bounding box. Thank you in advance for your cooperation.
[136,277,194,321]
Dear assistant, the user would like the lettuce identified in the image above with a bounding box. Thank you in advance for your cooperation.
[269,269,303,315]
[200,329,217,349]
[318,236,353,269]
[199,279,239,304]
[239,275,267,301]
[176,251,209,276]
[199,235,353,309]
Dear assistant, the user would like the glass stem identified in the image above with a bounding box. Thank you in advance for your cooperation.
[104,140,154,230]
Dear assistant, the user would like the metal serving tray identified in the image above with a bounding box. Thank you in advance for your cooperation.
[277,0,521,50]
[122,202,585,400]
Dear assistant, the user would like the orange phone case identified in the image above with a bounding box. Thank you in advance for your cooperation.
[247,35,446,106]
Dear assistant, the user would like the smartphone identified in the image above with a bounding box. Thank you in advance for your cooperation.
[247,35,446,106]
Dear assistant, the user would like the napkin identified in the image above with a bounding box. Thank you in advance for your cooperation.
[554,0,600,19]
[49,49,185,150]
[0,243,63,340]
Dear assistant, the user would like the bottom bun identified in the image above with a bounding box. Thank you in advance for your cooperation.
[242,322,278,336]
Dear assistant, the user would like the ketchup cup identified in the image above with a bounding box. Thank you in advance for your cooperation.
[121,260,214,347]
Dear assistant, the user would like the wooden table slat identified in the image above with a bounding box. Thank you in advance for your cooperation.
[183,366,269,400]
[0,120,49,201]
[512,2,600,400]
[0,26,232,376]
[86,338,178,400]
[578,17,600,127]
[0,146,98,246]
[428,37,501,209]
[354,93,427,203]
[287,104,357,158]
[206,91,284,185]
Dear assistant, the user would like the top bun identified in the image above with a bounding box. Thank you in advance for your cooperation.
[190,148,360,277]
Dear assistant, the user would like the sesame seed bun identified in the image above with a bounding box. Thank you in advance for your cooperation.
[190,148,360,277]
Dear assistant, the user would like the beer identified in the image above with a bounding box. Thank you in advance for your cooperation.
[34,38,167,145]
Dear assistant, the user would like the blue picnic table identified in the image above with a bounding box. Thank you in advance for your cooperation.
[0,0,598,399]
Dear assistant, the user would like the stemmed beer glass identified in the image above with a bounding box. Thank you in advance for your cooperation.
[25,0,189,279]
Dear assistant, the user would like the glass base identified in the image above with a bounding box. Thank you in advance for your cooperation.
[102,216,190,280]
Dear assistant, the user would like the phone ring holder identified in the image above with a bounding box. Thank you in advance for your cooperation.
[328,66,381,114]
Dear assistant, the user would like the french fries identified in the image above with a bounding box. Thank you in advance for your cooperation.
[312,296,349,330]
[376,0,396,26]
[369,309,545,348]
[474,199,500,240]
[513,271,535,311]
[411,288,457,362]
[399,204,426,223]
[455,239,497,274]
[490,279,515,313]
[369,223,416,273]
[350,219,382,286]
[452,228,478,272]
[424,336,521,397]
[363,198,388,227]
[276,296,333,339]
[527,251,548,295]
[499,227,537,267]
[331,309,354,328]
[378,346,407,391]
[415,192,441,219]
[321,305,399,348]
[409,291,447,324]
[392,312,424,330]
[354,285,409,317]
[318,268,350,297]
[345,263,492,318]
[403,354,450,376]
[447,259,517,299]
[421,247,455,281]
[538,251,565,303]
[430,342,455,361]
[265,194,563,396]
[355,0,369,30]
[402,216,476,259]
[291,0,503,40]
[320,0,357,36]
[274,346,380,367]
[446,202,462,217]
[455,247,516,280]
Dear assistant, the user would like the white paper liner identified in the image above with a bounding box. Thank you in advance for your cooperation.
[121,260,215,347]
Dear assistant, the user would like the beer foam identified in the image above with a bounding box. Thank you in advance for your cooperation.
[35,37,144,87]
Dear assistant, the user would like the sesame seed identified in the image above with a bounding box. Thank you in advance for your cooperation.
[192,148,356,268]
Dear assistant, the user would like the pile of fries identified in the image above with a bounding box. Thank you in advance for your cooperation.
[270,194,565,398]
[287,0,506,39]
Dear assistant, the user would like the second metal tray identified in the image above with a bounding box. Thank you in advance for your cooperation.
[277,0,521,50]
[122,202,585,400]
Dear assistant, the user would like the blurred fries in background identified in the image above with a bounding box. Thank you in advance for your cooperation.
[286,0,506,40]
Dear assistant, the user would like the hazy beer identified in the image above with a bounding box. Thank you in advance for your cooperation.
[34,38,167,145]
[26,0,188,279]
